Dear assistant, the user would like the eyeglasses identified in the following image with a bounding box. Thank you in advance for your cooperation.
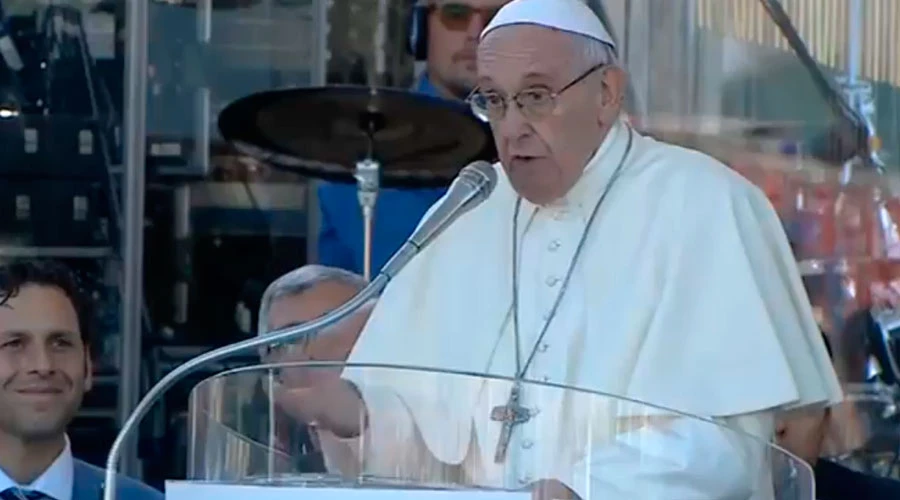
[467,63,607,122]
[429,2,500,32]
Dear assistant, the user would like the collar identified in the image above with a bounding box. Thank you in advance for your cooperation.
[521,119,631,222]
[0,436,74,500]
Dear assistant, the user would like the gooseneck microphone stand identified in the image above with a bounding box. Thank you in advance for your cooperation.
[101,274,388,500]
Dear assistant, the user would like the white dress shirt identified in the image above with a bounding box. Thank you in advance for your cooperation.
[0,437,73,500]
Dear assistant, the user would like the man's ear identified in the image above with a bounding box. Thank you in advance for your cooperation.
[83,353,94,392]
[775,418,788,436]
[596,66,627,121]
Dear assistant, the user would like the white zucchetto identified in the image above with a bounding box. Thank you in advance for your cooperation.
[480,0,616,49]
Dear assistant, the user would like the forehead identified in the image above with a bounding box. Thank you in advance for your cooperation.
[267,281,358,328]
[0,284,79,335]
[477,25,577,86]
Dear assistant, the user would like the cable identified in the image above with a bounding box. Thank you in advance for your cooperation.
[757,0,870,165]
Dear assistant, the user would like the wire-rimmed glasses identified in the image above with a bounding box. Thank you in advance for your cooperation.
[467,63,607,122]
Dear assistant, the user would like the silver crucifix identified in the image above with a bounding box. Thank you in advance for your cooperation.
[491,383,532,463]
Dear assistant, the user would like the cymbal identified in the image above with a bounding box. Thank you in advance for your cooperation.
[218,85,496,188]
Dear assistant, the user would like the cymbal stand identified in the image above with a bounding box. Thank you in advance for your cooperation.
[355,113,382,281]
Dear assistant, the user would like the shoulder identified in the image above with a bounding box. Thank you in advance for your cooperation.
[626,131,772,217]
[74,459,164,500]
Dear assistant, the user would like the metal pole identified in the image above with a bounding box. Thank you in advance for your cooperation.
[373,0,389,86]
[847,0,861,86]
[118,0,150,478]
[305,0,329,265]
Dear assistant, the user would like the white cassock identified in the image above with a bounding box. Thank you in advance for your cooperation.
[319,119,842,499]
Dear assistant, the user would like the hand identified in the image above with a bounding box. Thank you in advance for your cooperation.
[531,479,578,500]
[271,377,366,438]
[271,379,334,426]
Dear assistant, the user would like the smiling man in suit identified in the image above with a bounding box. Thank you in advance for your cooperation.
[0,260,161,500]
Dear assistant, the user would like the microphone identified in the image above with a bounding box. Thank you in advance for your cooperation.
[101,160,498,500]
[380,160,497,278]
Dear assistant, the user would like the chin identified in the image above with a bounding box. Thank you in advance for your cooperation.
[513,186,559,206]
[17,420,70,441]
[12,408,80,441]
[506,176,561,206]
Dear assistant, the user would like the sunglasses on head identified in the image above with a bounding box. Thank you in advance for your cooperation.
[429,2,501,32]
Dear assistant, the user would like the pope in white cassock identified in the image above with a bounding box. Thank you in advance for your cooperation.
[289,0,843,498]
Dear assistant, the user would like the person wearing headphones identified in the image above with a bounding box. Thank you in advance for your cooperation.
[316,0,509,275]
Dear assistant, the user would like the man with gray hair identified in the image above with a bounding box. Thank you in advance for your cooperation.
[282,0,841,497]
[258,264,373,384]
[255,265,372,473]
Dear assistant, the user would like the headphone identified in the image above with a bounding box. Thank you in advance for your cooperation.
[406,1,429,61]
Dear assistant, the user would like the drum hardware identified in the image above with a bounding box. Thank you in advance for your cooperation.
[218,85,495,280]
[760,0,871,167]
[835,382,900,478]
[355,155,379,281]
[869,307,900,387]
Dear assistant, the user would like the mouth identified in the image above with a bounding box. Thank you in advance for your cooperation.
[16,387,63,396]
[510,155,542,167]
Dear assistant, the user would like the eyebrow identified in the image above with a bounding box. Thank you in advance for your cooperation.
[270,321,304,331]
[47,329,80,339]
[476,76,495,88]
[263,320,315,347]
[0,329,79,339]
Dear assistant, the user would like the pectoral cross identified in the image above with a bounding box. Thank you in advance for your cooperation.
[491,383,532,463]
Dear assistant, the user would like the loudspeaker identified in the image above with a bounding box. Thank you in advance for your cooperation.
[406,2,429,61]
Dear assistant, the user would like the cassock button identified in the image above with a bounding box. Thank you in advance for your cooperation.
[545,276,560,287]
[548,240,561,252]
[522,439,534,449]
[537,343,549,352]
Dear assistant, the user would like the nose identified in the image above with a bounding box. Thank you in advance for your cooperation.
[494,103,532,142]
[24,344,55,374]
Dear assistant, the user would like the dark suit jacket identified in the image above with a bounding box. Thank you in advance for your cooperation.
[815,459,900,499]
[75,458,163,500]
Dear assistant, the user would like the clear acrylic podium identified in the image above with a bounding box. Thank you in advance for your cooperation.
[166,362,815,499]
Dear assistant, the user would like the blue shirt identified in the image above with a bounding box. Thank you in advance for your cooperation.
[316,76,449,274]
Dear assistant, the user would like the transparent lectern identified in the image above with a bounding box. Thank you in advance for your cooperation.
[165,362,815,499]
